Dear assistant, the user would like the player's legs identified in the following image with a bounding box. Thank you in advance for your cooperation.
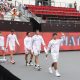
[53,62,60,77]
[10,51,14,60]
[29,51,33,66]
[25,54,30,66]
[49,53,60,77]
[33,50,41,70]
[25,48,30,66]
[0,47,7,63]
[25,48,34,66]
[9,46,15,64]
[2,50,5,59]
[25,54,28,62]
[34,55,42,70]
[10,50,15,63]
[52,62,58,70]
[30,53,33,62]
[0,47,6,59]
[35,55,39,67]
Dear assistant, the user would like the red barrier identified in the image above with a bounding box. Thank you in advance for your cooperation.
[42,32,80,50]
[0,32,80,55]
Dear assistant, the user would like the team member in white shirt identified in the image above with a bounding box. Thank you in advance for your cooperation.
[32,30,46,70]
[6,29,20,64]
[24,32,33,66]
[0,32,6,59]
[47,32,65,77]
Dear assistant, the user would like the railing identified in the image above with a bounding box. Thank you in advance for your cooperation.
[20,0,75,8]
[38,1,75,8]
[15,1,30,21]
[15,0,46,23]
[1,16,20,21]
[47,19,80,24]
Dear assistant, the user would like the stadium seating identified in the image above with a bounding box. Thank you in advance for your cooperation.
[27,5,80,17]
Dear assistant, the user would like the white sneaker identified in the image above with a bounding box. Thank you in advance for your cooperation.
[49,67,53,74]
[35,65,41,68]
[27,63,30,66]
[29,62,33,66]
[3,58,7,62]
[10,60,15,64]
[0,58,7,63]
[37,66,41,71]
[55,70,61,77]
[35,65,38,68]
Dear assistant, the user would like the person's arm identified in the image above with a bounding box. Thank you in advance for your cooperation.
[46,41,52,58]
[6,35,9,48]
[31,36,34,47]
[41,36,46,46]
[24,38,27,48]
[3,37,5,47]
[15,35,20,46]
[47,41,52,53]
[60,32,65,43]
[41,36,47,53]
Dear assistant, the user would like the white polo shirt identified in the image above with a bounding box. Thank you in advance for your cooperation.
[47,36,65,54]
[32,35,45,51]
[24,36,32,50]
[6,34,19,47]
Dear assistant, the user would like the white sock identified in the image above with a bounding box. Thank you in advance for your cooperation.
[55,70,60,74]
[55,70,58,72]
[49,67,53,73]
[37,64,40,67]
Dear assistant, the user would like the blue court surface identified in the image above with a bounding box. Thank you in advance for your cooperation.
[1,51,80,80]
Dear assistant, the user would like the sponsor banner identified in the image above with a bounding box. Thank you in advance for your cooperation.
[0,32,80,55]
[42,32,80,50]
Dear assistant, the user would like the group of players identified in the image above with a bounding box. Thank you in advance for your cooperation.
[0,29,65,77]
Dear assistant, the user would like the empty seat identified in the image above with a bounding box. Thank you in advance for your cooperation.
[26,5,80,17]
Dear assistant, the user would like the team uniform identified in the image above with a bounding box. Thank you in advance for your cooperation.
[24,36,33,66]
[24,36,32,54]
[47,35,65,62]
[0,35,7,62]
[47,35,65,76]
[0,35,5,51]
[6,34,19,51]
[32,35,45,56]
[32,34,46,70]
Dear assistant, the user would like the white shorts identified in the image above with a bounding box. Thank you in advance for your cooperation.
[25,48,33,54]
[33,49,40,56]
[9,45,15,51]
[0,46,5,51]
[51,53,59,62]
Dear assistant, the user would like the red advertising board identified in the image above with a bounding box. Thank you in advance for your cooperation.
[42,32,80,51]
[0,32,80,55]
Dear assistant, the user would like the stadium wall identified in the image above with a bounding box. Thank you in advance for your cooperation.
[0,20,80,55]
[0,32,80,55]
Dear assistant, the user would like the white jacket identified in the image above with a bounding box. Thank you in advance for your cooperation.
[47,36,65,54]
[24,36,32,50]
[6,34,19,47]
[0,36,4,47]
[32,35,45,51]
